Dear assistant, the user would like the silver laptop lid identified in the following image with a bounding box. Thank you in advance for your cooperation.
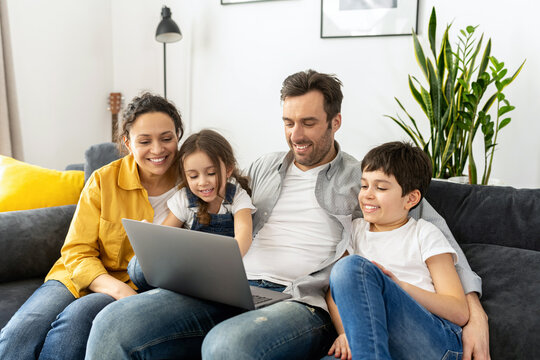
[122,218,270,310]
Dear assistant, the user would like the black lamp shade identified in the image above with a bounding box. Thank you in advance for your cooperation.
[155,6,182,43]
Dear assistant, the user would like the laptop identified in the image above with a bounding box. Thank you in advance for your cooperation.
[121,218,291,310]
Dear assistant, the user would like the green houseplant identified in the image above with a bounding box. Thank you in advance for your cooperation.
[386,7,525,184]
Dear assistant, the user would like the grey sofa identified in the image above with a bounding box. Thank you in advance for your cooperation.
[0,142,120,328]
[1,143,539,359]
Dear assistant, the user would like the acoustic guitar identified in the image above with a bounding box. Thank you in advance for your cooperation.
[108,92,123,141]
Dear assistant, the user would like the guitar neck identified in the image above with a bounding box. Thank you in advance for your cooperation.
[112,113,119,141]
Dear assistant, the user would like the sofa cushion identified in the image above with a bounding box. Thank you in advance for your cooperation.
[426,180,540,251]
[0,156,84,212]
[0,278,44,329]
[462,243,540,359]
[0,205,76,282]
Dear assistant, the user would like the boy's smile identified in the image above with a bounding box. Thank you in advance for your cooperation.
[359,170,417,232]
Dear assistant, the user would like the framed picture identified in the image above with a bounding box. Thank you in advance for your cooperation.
[221,0,279,4]
[321,0,418,38]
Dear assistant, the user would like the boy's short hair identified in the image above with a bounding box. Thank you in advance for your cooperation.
[361,141,432,198]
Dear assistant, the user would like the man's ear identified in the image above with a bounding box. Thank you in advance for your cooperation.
[332,114,342,132]
[404,189,422,210]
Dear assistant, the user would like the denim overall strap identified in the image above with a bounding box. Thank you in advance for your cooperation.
[190,183,237,237]
[185,187,200,208]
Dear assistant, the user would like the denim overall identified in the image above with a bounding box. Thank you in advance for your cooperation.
[186,182,236,238]
[128,183,238,291]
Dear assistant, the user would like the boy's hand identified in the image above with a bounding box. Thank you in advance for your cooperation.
[328,333,352,360]
[372,261,401,285]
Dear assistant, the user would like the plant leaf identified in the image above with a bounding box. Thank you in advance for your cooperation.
[466,25,477,34]
[428,7,437,59]
[498,105,515,117]
[421,87,434,125]
[384,115,425,148]
[427,59,442,124]
[394,96,427,144]
[465,33,483,83]
[412,31,429,80]
[408,76,428,116]
[499,117,511,130]
[477,38,491,76]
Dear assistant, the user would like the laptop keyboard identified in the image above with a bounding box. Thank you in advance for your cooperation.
[252,295,272,305]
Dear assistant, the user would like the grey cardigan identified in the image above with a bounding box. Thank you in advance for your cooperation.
[246,144,482,312]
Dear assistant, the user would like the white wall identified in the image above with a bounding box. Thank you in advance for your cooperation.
[5,0,540,188]
[4,0,114,170]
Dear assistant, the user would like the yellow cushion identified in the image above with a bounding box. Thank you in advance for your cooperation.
[0,155,84,212]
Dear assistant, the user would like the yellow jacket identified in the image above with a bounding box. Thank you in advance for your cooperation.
[45,155,154,298]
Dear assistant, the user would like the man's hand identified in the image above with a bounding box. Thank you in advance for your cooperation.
[462,293,491,360]
[327,333,351,360]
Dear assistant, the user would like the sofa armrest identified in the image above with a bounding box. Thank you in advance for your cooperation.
[65,163,84,171]
[84,142,121,182]
[0,205,76,282]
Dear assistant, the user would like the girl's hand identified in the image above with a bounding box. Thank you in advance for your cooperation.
[328,333,352,360]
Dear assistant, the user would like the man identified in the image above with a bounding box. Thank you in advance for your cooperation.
[86,70,489,359]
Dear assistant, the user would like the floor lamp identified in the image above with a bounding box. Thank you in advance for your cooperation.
[155,6,182,99]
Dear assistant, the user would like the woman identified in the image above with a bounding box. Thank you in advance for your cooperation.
[0,93,184,360]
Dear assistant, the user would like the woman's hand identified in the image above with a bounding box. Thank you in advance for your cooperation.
[88,274,137,300]
[328,333,351,360]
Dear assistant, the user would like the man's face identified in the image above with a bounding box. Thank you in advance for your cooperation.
[282,90,341,171]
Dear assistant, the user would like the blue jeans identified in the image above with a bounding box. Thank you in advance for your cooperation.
[128,255,153,291]
[330,255,463,360]
[0,280,114,360]
[86,282,335,359]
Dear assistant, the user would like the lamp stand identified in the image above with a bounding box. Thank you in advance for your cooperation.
[163,43,167,99]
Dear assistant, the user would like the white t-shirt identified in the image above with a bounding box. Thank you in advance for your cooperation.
[166,183,256,228]
[351,217,457,293]
[148,186,178,224]
[243,163,343,286]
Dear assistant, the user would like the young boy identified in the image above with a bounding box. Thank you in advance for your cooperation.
[326,141,469,360]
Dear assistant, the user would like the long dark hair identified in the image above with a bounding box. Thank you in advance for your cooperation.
[178,129,251,225]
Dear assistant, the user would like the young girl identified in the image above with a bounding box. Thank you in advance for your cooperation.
[326,142,468,360]
[129,129,256,290]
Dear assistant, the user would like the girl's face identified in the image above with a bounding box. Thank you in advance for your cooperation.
[124,112,178,181]
[183,150,232,207]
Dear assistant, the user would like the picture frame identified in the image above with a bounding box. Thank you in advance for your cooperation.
[321,0,418,38]
[221,0,279,4]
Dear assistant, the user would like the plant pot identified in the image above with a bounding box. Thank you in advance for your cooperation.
[447,176,504,186]
[448,176,469,184]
